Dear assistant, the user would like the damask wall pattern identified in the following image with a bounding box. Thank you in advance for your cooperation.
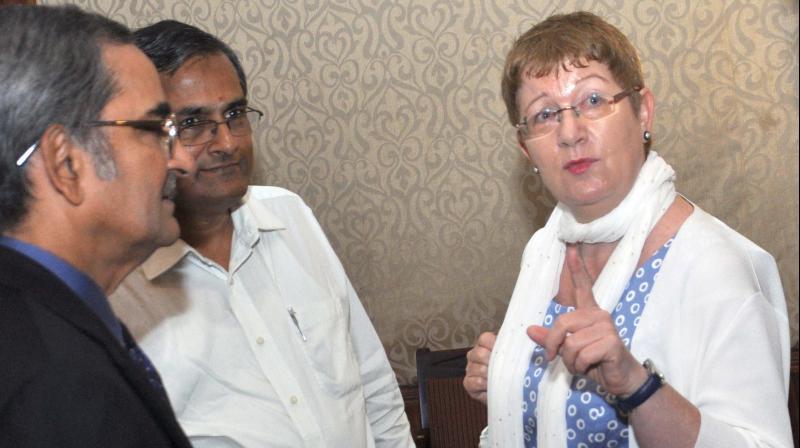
[44,0,799,384]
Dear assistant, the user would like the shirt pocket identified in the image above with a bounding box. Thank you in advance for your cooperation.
[291,299,361,398]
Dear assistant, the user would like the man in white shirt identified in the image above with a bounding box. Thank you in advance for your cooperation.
[110,20,414,448]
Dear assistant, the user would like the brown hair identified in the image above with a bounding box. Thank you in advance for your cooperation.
[501,11,644,126]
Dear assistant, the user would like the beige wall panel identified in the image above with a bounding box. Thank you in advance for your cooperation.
[46,0,799,383]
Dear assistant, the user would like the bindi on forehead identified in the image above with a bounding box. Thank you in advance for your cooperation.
[163,54,243,111]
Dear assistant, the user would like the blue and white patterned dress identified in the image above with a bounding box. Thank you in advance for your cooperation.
[522,238,674,448]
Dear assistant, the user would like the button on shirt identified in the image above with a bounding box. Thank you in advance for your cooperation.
[110,186,413,448]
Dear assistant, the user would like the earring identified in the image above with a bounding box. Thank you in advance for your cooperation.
[532,166,540,174]
[643,130,652,142]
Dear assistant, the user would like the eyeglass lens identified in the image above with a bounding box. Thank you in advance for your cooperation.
[178,110,261,146]
[519,88,637,139]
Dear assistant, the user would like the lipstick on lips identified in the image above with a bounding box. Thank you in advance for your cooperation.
[564,158,597,175]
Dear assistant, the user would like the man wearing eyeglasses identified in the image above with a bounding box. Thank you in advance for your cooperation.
[110,20,414,448]
[0,5,196,448]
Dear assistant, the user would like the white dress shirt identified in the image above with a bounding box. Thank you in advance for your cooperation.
[111,186,414,448]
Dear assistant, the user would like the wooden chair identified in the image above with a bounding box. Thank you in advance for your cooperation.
[415,347,487,448]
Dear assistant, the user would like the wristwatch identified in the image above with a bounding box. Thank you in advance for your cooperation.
[615,359,665,414]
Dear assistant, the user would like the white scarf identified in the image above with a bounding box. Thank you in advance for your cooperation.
[486,151,676,447]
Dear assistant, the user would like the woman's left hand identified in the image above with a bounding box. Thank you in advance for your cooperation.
[527,245,647,397]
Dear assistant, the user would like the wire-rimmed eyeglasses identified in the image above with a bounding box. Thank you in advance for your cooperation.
[176,107,263,147]
[516,86,642,140]
[16,116,178,167]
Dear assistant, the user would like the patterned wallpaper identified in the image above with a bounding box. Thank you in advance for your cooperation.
[44,0,799,384]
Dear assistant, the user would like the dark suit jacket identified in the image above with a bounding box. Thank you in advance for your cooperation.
[0,245,191,448]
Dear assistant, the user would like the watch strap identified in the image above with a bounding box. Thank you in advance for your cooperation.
[615,359,664,414]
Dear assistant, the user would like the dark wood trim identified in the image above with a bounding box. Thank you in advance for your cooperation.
[401,385,425,447]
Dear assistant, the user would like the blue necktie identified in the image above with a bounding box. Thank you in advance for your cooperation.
[121,325,168,397]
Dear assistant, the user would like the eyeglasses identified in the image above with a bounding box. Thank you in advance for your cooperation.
[176,107,263,147]
[16,116,178,167]
[516,86,641,140]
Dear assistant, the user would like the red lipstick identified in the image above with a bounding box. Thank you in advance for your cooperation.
[564,158,597,175]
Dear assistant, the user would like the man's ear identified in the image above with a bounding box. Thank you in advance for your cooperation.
[37,125,89,206]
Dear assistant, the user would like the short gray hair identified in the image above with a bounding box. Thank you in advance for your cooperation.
[0,5,133,232]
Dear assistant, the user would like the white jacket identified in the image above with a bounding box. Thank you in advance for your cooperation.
[483,206,791,447]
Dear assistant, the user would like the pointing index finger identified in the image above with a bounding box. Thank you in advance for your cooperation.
[566,244,599,309]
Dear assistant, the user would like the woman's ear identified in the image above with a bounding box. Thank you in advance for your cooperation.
[517,131,534,163]
[37,125,87,206]
[637,87,655,134]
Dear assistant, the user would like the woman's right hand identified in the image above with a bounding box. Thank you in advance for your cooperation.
[463,331,496,405]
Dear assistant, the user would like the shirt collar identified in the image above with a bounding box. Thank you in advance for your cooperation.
[140,188,287,281]
[0,236,124,344]
[140,239,193,280]
[241,188,286,233]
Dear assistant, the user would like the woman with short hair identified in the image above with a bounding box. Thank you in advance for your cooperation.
[464,11,791,448]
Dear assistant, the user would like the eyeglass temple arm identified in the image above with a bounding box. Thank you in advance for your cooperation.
[613,86,643,103]
[16,141,39,166]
